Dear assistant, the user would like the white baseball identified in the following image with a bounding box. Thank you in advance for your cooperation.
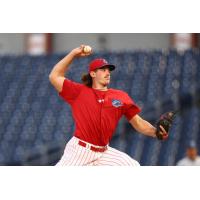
[83,45,92,53]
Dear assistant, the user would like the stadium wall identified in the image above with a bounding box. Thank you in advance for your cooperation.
[0,33,170,54]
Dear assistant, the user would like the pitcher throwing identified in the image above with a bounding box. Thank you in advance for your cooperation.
[49,45,168,166]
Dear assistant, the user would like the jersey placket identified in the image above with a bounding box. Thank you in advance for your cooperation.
[92,89,107,144]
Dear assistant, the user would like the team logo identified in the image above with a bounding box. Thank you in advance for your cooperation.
[112,99,123,107]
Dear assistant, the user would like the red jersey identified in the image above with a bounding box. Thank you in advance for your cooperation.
[59,79,141,146]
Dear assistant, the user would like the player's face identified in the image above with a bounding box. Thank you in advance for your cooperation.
[94,67,111,86]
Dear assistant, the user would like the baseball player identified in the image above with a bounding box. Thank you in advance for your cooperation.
[176,140,200,166]
[49,45,168,166]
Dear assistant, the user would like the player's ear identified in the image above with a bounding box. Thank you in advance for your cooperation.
[90,71,96,78]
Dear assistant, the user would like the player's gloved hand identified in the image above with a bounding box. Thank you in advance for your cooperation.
[155,111,176,140]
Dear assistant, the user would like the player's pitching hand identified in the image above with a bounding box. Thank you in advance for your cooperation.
[71,45,92,57]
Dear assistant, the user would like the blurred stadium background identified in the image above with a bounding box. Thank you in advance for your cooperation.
[0,33,200,166]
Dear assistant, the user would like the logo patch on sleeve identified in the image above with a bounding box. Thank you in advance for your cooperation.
[112,99,123,107]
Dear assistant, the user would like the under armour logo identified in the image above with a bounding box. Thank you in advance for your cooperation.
[98,99,105,103]
[103,59,108,64]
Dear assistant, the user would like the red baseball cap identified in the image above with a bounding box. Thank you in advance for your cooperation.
[89,58,115,72]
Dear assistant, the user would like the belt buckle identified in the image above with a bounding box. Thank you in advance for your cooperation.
[78,140,107,152]
[93,145,106,152]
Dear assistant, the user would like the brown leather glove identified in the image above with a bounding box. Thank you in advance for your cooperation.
[155,111,177,140]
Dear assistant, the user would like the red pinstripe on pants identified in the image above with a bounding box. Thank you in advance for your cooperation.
[56,137,140,166]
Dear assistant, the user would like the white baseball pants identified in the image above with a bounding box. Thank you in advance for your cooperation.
[56,136,140,166]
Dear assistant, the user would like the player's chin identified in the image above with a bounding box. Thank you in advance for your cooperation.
[104,80,110,85]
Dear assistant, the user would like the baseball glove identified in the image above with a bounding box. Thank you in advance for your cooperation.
[155,111,177,140]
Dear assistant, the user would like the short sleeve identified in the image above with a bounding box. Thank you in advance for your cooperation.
[59,78,83,105]
[123,93,141,121]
